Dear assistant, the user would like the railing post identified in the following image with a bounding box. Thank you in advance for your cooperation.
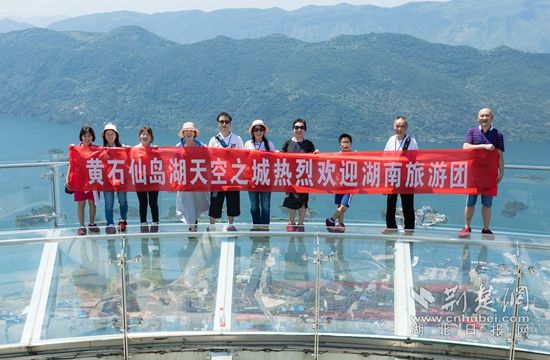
[50,164,62,228]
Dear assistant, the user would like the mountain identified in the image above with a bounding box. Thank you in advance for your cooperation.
[0,18,34,33]
[48,0,550,53]
[0,27,549,142]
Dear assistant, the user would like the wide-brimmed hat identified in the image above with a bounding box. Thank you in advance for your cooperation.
[248,119,269,134]
[178,121,200,138]
[101,122,119,137]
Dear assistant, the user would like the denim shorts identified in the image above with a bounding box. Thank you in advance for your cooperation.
[335,194,352,208]
[466,194,493,208]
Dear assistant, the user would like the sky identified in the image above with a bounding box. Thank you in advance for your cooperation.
[1,0,444,18]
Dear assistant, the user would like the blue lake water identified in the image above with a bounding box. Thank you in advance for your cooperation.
[1,115,549,233]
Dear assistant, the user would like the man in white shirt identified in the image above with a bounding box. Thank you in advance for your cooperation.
[383,115,419,234]
[208,112,245,231]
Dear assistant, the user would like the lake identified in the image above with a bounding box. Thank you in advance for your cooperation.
[1,115,549,234]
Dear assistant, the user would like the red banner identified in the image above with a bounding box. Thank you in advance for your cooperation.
[68,146,499,195]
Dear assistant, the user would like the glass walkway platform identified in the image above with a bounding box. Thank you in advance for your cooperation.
[0,161,549,360]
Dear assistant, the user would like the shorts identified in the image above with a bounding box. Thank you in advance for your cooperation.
[466,194,493,208]
[74,191,94,202]
[335,194,352,208]
[209,191,241,218]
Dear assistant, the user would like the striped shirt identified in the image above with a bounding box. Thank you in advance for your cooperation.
[464,126,505,152]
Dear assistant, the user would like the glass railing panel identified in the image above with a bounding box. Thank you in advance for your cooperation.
[0,242,43,345]
[231,233,318,332]
[127,233,221,332]
[317,236,396,335]
[513,237,550,354]
[40,237,122,340]
[0,165,58,231]
[494,168,550,235]
[409,236,525,348]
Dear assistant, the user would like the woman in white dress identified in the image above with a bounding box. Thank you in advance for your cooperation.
[175,122,210,232]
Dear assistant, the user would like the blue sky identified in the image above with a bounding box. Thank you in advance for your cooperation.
[2,0,445,18]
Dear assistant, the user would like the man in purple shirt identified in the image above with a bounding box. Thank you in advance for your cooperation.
[459,108,505,238]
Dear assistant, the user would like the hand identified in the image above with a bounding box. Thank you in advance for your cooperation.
[313,149,320,154]
[497,172,504,184]
[486,144,495,150]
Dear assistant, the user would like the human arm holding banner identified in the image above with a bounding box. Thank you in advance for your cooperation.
[463,142,494,151]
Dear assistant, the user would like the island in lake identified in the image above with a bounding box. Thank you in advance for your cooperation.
[501,201,528,218]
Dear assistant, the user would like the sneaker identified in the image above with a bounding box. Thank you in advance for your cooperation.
[286,223,296,232]
[140,223,149,233]
[88,223,100,234]
[150,222,159,233]
[105,225,117,235]
[335,224,346,233]
[458,227,472,238]
[481,228,495,239]
[381,228,398,235]
[118,219,127,232]
[294,224,305,232]
[77,227,87,236]
[325,218,336,232]
[225,224,237,232]
[207,224,217,232]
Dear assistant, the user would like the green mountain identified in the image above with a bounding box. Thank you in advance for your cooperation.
[0,27,549,142]
[47,0,550,53]
[0,18,34,33]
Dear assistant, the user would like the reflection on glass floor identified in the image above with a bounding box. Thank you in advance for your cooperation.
[1,223,550,360]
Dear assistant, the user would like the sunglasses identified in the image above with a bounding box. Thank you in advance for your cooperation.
[252,127,265,133]
[294,125,305,130]
[218,120,231,125]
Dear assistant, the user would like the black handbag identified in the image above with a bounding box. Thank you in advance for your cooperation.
[64,184,73,194]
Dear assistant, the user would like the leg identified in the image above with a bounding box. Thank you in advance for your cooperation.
[288,209,296,224]
[77,201,85,226]
[336,205,348,224]
[401,194,415,230]
[331,195,343,222]
[335,194,351,224]
[249,191,261,224]
[297,194,309,225]
[209,192,224,224]
[385,194,398,229]
[117,192,128,220]
[330,205,340,222]
[464,206,475,228]
[148,191,160,223]
[88,199,97,224]
[298,206,307,225]
[464,195,478,228]
[226,191,241,224]
[480,196,494,231]
[481,206,492,230]
[137,191,148,223]
[259,191,271,225]
[104,191,115,225]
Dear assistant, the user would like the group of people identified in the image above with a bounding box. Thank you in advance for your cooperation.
[66,108,504,238]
